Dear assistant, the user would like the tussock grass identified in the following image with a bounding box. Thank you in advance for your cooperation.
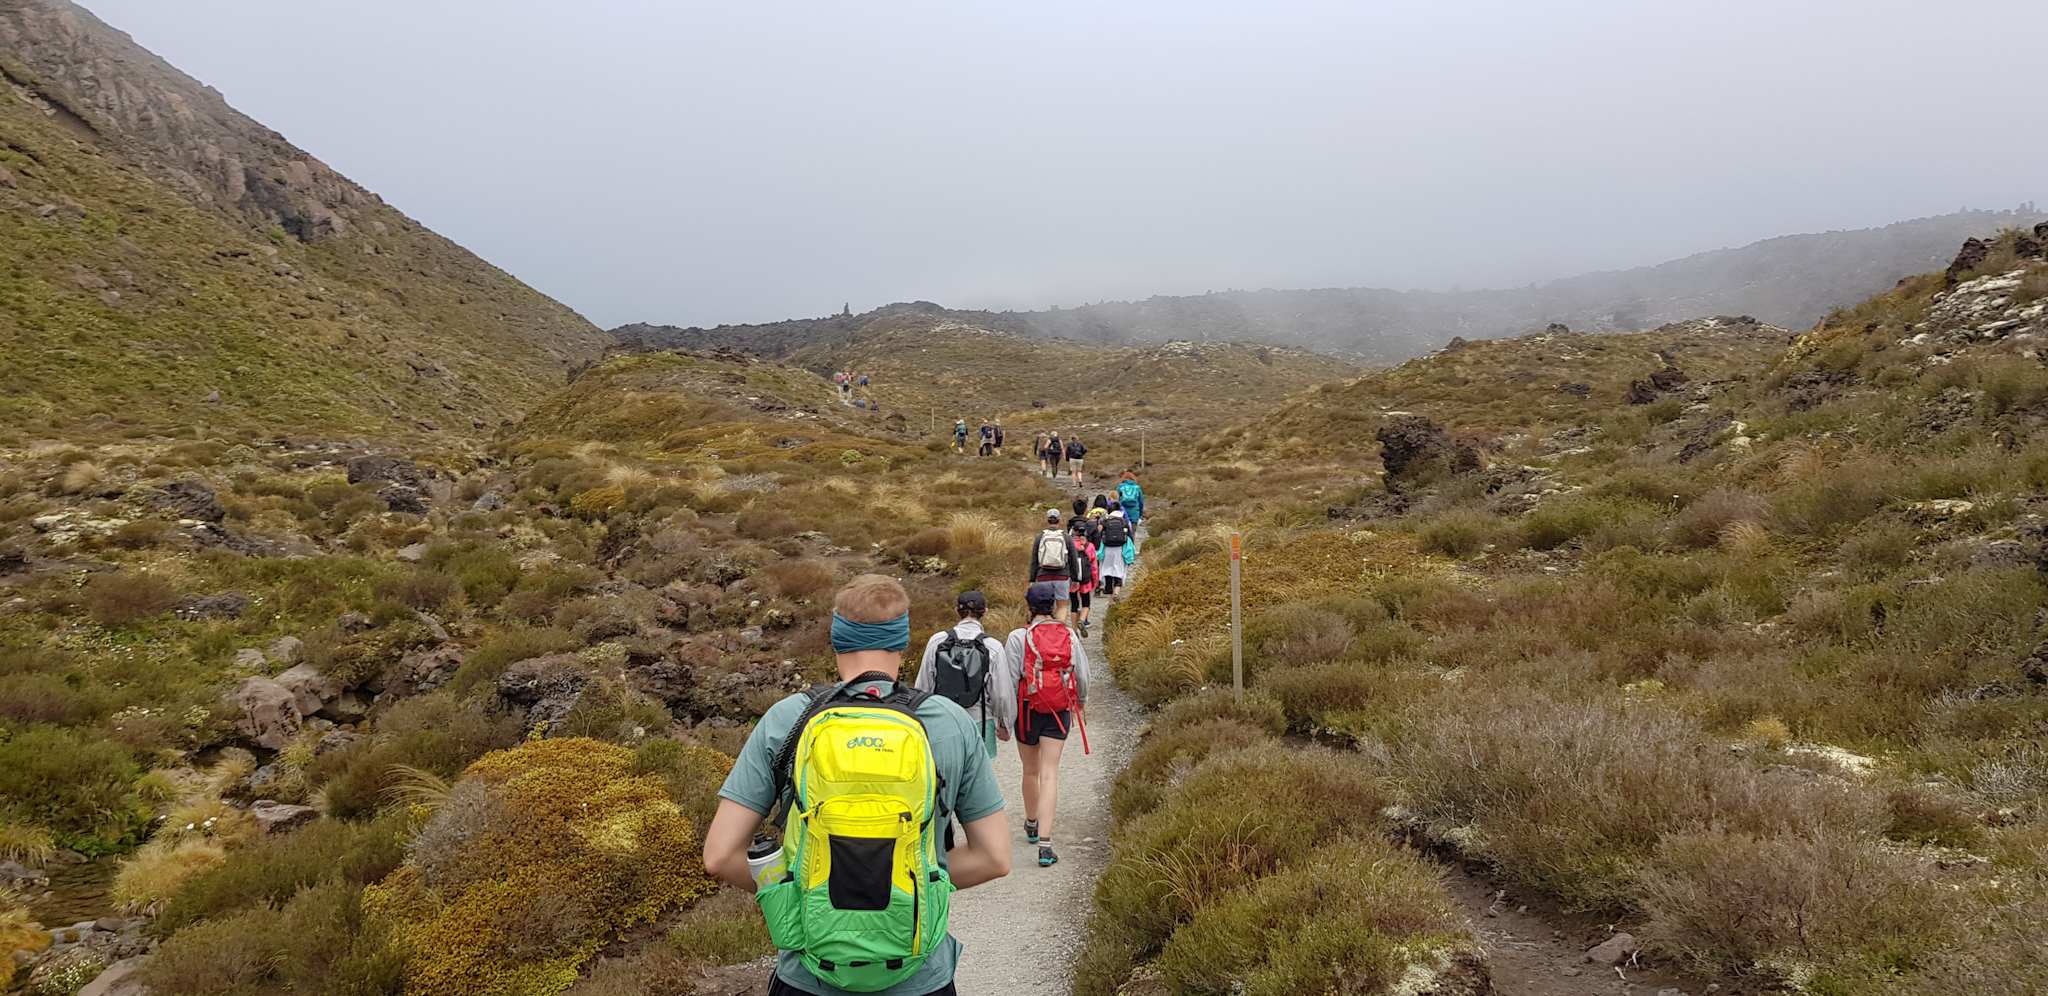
[113,838,228,914]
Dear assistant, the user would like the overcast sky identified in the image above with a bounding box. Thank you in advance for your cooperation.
[76,0,2048,329]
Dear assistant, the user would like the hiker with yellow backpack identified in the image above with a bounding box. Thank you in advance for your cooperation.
[703,575,1011,996]
[995,581,1094,868]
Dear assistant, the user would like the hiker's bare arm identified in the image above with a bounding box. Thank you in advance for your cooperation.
[703,798,767,893]
[947,811,1012,888]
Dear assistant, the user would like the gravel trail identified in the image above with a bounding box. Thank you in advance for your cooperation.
[947,526,1144,996]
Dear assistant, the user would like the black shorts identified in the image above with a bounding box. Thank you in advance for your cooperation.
[1019,709,1073,745]
[1069,590,1091,612]
[773,977,955,996]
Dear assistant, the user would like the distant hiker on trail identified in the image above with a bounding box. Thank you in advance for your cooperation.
[995,582,1093,869]
[1034,432,1051,476]
[1066,516,1100,636]
[978,419,995,457]
[838,372,854,406]
[953,418,969,454]
[914,590,1006,762]
[992,420,1006,457]
[859,374,870,388]
[1028,507,1082,622]
[1097,506,1130,606]
[703,574,1011,996]
[1045,432,1064,479]
[1064,435,1087,488]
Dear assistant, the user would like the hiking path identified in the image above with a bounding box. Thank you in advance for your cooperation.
[947,517,1144,995]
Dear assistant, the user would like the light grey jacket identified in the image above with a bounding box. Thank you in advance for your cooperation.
[911,619,1007,724]
[994,619,1092,734]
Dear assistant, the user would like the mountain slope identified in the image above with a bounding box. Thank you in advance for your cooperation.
[0,0,605,437]
[620,208,2045,365]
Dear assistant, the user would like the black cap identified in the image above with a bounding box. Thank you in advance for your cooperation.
[1026,581,1058,613]
[956,590,987,612]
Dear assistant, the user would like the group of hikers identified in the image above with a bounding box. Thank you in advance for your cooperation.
[703,484,1146,996]
[834,371,870,407]
[950,417,1006,457]
[948,418,1099,490]
[1025,483,1144,637]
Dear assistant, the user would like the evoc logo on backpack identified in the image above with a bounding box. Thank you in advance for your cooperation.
[845,734,891,749]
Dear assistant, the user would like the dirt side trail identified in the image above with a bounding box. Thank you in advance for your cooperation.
[947,526,1144,995]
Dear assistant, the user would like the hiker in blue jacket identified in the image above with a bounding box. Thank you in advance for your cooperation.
[1117,471,1145,526]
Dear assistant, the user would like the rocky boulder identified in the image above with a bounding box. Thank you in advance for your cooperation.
[1649,366,1690,391]
[251,800,319,835]
[383,643,467,697]
[177,591,249,620]
[318,692,369,723]
[1625,380,1658,405]
[148,479,223,523]
[379,484,428,515]
[1375,415,1454,477]
[627,660,694,705]
[496,654,593,729]
[1583,932,1637,966]
[274,663,342,717]
[346,456,428,487]
[224,676,300,749]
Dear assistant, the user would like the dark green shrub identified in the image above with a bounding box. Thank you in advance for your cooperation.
[1525,496,1663,551]
[80,572,183,626]
[1882,784,1982,849]
[159,814,408,930]
[1259,662,1433,736]
[1156,687,1286,738]
[1094,745,1390,955]
[450,626,581,693]
[1111,718,1270,822]
[666,888,772,966]
[143,880,405,996]
[0,724,143,853]
[735,509,800,539]
[306,696,523,819]
[374,571,460,611]
[1155,837,1463,996]
[1416,509,1521,558]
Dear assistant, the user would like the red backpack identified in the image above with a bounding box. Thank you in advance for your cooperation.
[1021,620,1079,719]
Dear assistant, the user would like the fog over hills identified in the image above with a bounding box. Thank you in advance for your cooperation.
[619,207,2044,364]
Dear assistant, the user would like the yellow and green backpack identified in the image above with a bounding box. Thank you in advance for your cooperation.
[756,673,954,993]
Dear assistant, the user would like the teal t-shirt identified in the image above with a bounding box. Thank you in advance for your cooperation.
[718,680,1006,996]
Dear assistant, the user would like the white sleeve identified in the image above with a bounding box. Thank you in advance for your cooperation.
[911,632,943,693]
[992,631,1023,733]
[1072,631,1093,707]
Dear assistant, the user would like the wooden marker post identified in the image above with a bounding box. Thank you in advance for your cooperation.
[1230,531,1243,698]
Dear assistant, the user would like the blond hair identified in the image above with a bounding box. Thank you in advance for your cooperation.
[834,574,911,623]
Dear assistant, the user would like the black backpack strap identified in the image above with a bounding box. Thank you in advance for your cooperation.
[770,683,841,826]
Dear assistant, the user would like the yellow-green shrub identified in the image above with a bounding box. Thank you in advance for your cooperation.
[366,738,717,996]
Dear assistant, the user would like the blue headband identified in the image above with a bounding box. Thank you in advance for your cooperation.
[831,612,911,653]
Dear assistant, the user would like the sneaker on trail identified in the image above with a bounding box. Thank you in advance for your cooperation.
[1024,819,1039,843]
[1038,844,1058,867]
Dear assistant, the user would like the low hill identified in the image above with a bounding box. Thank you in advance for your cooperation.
[1227,315,1792,462]
[617,208,2044,365]
[0,0,606,437]
[777,311,1361,425]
